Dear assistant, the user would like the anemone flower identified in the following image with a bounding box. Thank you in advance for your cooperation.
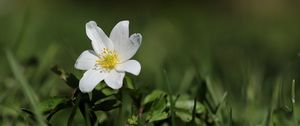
[75,20,142,93]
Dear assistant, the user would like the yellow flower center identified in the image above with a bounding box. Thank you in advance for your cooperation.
[96,48,119,70]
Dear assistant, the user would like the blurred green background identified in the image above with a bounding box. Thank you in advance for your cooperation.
[1,0,300,125]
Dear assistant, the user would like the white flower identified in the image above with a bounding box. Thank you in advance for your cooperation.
[74,20,142,93]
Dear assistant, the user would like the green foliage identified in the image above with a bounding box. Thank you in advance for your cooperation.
[38,96,68,113]
[142,90,166,105]
[5,52,300,125]
[173,95,205,122]
[127,115,138,125]
[2,1,300,125]
[11,63,229,125]
[6,51,47,126]
[146,111,168,122]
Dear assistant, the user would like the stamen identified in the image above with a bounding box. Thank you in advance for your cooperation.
[96,48,119,70]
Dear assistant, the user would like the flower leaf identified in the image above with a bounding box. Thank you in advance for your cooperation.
[127,115,138,125]
[146,111,169,122]
[175,109,193,122]
[38,96,69,113]
[142,90,166,105]
[175,100,205,114]
[150,95,167,113]
[92,99,121,111]
[91,89,106,103]
[101,86,119,96]
[125,75,135,89]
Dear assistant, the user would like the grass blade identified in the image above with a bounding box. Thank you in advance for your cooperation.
[6,51,46,126]
[163,69,175,126]
[291,79,297,125]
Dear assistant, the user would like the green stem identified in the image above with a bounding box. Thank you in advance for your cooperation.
[67,95,81,126]
[78,93,96,126]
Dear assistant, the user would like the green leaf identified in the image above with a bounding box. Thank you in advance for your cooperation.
[38,96,68,113]
[95,82,107,90]
[51,65,79,88]
[142,90,166,105]
[125,76,135,89]
[95,111,108,124]
[93,99,121,111]
[91,90,106,103]
[173,95,205,114]
[176,100,205,113]
[127,115,138,125]
[167,95,205,122]
[101,87,119,96]
[175,109,192,122]
[146,111,169,122]
[151,96,167,112]
[142,94,169,123]
[194,117,202,125]
[96,82,119,96]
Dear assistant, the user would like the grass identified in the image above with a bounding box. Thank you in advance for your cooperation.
[6,51,47,126]
[1,0,300,125]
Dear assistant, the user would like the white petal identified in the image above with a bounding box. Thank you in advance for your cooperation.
[79,69,108,93]
[74,50,98,70]
[116,60,141,76]
[104,70,125,89]
[86,21,113,54]
[109,20,129,48]
[117,33,142,62]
